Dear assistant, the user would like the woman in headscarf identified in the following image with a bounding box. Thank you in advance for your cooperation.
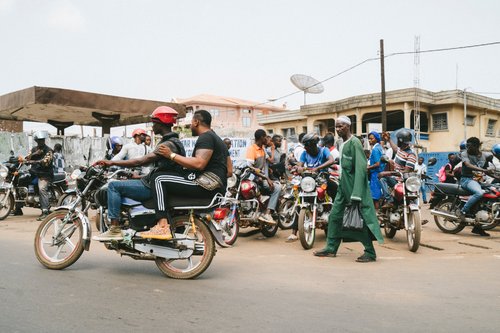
[367,131,385,209]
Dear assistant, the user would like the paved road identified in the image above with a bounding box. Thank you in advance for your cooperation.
[0,207,499,333]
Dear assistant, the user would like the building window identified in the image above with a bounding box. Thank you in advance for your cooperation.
[466,115,475,126]
[282,127,296,138]
[209,109,219,117]
[314,124,322,135]
[242,117,251,127]
[432,113,448,131]
[486,119,497,137]
[267,129,274,134]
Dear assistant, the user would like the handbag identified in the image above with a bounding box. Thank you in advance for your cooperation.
[194,171,223,191]
[342,202,364,231]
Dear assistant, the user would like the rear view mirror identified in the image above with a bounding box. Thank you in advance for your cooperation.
[427,157,437,166]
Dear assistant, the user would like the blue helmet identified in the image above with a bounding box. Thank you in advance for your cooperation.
[111,136,124,150]
[459,140,466,151]
[492,143,500,158]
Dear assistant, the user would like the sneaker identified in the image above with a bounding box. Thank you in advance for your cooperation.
[286,234,298,242]
[471,225,490,237]
[423,201,428,204]
[93,225,124,241]
[138,225,173,240]
[258,213,277,225]
[356,254,376,263]
[13,209,23,216]
[36,210,49,221]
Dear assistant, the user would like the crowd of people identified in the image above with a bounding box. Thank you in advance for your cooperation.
[19,105,498,260]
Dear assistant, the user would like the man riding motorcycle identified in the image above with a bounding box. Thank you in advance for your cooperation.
[112,128,151,175]
[93,106,185,241]
[105,136,124,160]
[379,129,417,209]
[286,133,335,242]
[19,130,54,220]
[458,137,496,236]
[246,129,282,225]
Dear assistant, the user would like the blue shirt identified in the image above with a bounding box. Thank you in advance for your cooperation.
[300,147,330,170]
[369,143,385,173]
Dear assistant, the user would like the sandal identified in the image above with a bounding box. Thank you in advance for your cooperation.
[139,224,173,240]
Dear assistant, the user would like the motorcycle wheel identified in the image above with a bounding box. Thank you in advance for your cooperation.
[406,212,421,252]
[155,215,215,279]
[0,193,14,220]
[34,209,84,270]
[384,222,397,238]
[298,207,315,249]
[433,199,466,234]
[222,215,239,246]
[260,220,279,237]
[277,198,296,230]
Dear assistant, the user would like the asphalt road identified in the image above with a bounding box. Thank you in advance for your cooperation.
[0,207,499,333]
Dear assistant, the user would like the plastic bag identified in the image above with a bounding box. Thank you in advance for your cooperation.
[342,202,364,231]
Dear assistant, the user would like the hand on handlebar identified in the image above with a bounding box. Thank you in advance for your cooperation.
[94,160,112,167]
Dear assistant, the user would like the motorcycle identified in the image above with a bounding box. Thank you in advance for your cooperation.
[215,165,279,240]
[34,166,229,280]
[277,174,302,230]
[296,171,335,249]
[378,170,423,252]
[430,178,500,233]
[0,159,67,219]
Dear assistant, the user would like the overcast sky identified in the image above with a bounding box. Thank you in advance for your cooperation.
[1,0,499,136]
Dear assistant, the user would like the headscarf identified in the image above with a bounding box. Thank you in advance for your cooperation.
[336,115,351,125]
[368,131,381,143]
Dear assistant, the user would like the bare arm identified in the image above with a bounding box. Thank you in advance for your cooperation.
[156,144,213,171]
[97,152,158,168]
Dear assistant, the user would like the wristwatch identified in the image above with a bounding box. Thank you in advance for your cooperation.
[170,153,177,160]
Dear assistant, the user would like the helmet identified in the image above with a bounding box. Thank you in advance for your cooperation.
[110,136,123,150]
[150,106,178,125]
[131,128,146,137]
[33,130,49,141]
[302,133,319,146]
[396,129,412,146]
[492,143,500,158]
[459,140,467,151]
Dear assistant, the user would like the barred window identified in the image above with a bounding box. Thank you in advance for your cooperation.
[466,115,475,126]
[432,113,448,131]
[242,117,251,127]
[486,119,497,137]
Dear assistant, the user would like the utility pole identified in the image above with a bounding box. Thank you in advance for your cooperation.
[380,39,387,132]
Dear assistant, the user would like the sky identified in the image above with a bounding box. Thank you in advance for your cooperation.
[1,0,499,136]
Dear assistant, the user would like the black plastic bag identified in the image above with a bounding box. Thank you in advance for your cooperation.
[342,202,364,231]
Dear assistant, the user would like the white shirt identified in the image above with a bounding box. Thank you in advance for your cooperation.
[112,141,151,175]
[415,163,427,176]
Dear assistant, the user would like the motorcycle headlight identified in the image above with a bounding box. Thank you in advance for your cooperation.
[300,176,316,192]
[0,165,8,178]
[227,175,237,188]
[405,176,421,193]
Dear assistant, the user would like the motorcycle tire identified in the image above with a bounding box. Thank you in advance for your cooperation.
[58,193,86,214]
[277,198,296,230]
[433,199,466,234]
[298,207,315,250]
[383,223,397,239]
[34,209,85,270]
[260,221,279,238]
[222,214,239,246]
[0,193,14,220]
[406,211,421,252]
[155,215,215,280]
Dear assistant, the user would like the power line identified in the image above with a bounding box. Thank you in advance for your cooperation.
[254,41,500,108]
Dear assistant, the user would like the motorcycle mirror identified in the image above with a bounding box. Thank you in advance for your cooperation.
[427,157,437,166]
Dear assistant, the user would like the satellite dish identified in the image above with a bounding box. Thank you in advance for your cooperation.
[290,74,324,105]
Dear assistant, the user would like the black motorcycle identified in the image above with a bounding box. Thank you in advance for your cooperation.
[0,158,67,219]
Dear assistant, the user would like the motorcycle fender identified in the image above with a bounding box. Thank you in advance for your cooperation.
[54,206,92,251]
[208,220,230,248]
[409,203,419,211]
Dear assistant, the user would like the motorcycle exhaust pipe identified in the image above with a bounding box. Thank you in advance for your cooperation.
[430,209,459,221]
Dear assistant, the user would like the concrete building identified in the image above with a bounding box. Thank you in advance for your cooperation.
[258,88,500,152]
[174,94,285,137]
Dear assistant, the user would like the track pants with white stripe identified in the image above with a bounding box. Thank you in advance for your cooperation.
[151,171,219,220]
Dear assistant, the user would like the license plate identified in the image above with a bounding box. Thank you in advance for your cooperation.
[300,192,317,197]
[409,204,419,211]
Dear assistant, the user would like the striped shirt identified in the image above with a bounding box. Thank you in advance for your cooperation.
[394,147,416,171]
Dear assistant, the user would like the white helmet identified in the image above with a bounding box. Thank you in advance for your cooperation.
[33,130,49,141]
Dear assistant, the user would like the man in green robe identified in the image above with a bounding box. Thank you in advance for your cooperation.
[314,116,384,262]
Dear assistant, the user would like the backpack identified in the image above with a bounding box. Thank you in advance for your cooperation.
[437,163,450,182]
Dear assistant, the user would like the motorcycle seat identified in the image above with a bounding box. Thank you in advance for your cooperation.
[121,197,156,209]
[53,173,66,182]
[434,183,471,196]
